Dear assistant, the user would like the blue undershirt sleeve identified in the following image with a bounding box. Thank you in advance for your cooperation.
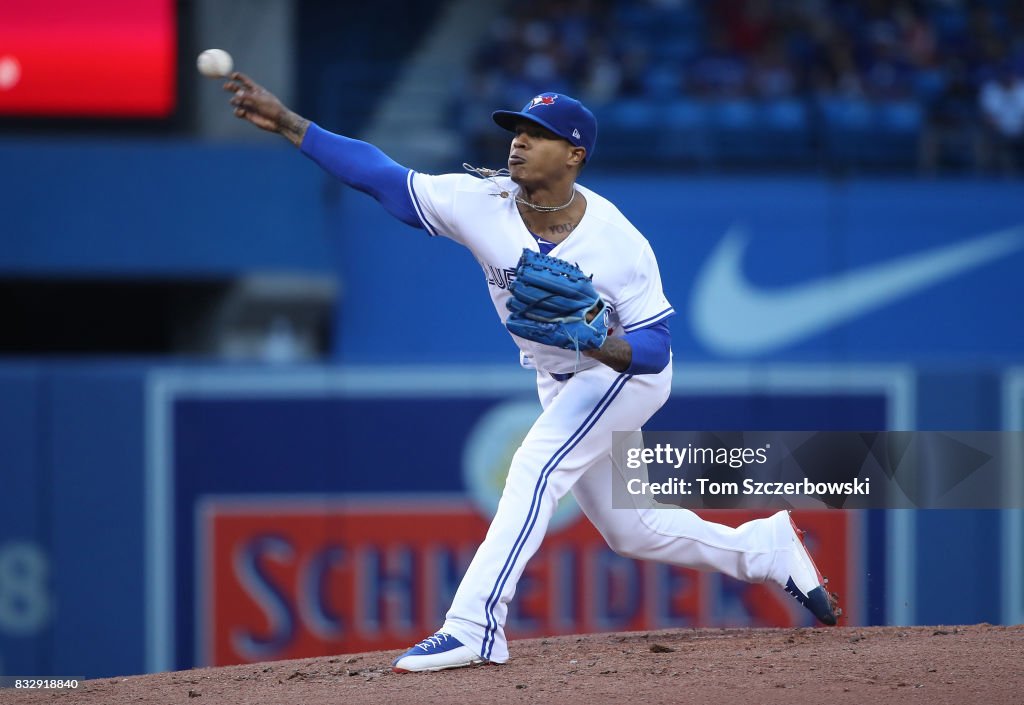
[299,122,421,228]
[622,319,671,375]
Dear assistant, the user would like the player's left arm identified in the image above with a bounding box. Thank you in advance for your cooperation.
[586,241,674,373]
[584,320,670,373]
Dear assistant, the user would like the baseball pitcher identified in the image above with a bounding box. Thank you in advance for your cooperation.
[224,74,840,672]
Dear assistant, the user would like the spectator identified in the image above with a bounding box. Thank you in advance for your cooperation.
[860,23,915,100]
[686,27,749,98]
[715,0,775,55]
[815,33,866,98]
[919,58,984,175]
[750,39,798,99]
[978,62,1024,174]
[451,0,1024,174]
[579,38,625,106]
[895,2,937,69]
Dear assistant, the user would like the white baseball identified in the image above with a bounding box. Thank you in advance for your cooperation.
[196,49,233,78]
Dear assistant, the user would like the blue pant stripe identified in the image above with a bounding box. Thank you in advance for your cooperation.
[481,373,632,659]
[479,372,626,654]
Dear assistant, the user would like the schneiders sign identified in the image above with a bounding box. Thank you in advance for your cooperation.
[197,501,851,665]
[612,431,1024,509]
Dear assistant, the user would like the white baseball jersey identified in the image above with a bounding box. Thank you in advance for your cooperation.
[394,168,798,666]
[407,172,675,374]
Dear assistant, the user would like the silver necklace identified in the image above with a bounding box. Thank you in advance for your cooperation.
[515,189,576,212]
[460,164,576,212]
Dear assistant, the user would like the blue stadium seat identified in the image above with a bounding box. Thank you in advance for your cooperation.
[819,97,873,129]
[820,97,922,169]
[643,62,682,100]
[762,99,808,131]
[873,100,924,164]
[709,99,767,164]
[602,99,660,129]
[664,98,710,129]
[929,6,968,42]
[597,99,662,166]
[660,99,712,166]
[819,97,877,168]
[877,101,923,133]
[712,99,759,129]
[758,99,814,165]
[654,37,700,63]
[613,5,661,34]
[913,69,947,103]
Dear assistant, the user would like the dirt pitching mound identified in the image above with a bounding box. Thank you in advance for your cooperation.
[9,625,1022,705]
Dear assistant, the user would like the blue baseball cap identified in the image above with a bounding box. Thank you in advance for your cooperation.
[492,92,598,161]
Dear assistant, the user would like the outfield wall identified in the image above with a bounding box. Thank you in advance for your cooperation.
[0,362,1019,679]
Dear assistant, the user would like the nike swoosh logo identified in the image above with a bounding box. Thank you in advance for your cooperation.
[691,224,1024,356]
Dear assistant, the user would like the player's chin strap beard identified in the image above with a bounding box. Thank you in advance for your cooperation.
[463,163,576,212]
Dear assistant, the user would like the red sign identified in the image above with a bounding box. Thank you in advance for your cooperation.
[0,0,176,117]
[199,499,856,666]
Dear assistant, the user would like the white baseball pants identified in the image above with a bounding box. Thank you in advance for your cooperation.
[441,362,782,663]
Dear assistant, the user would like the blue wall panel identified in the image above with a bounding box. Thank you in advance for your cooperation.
[0,365,47,677]
[0,140,333,275]
[45,367,147,677]
[916,511,1003,625]
[0,366,42,541]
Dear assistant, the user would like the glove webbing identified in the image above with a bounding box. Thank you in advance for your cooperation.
[519,292,587,324]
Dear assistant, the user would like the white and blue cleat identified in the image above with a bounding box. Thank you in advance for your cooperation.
[392,632,485,673]
[771,510,842,626]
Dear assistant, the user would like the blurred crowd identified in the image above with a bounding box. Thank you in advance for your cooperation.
[454,0,1024,174]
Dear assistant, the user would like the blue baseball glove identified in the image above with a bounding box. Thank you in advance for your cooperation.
[505,249,609,351]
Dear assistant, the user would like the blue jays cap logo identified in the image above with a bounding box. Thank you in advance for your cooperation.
[528,94,557,110]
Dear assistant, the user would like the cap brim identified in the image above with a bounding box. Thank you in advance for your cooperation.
[492,110,569,143]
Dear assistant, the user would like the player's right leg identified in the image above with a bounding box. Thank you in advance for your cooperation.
[570,452,841,625]
[392,366,669,673]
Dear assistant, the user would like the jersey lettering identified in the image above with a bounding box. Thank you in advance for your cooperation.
[483,263,517,291]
